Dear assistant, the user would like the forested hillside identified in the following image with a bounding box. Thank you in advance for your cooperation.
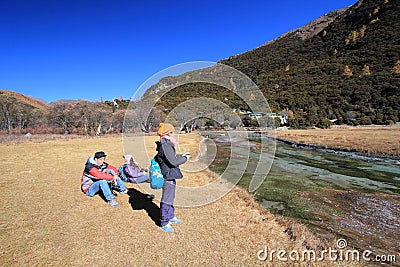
[220,0,400,127]
[145,0,399,128]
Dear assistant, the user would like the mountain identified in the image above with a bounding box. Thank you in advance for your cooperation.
[145,0,400,128]
[0,89,49,132]
[0,89,49,112]
[220,0,400,127]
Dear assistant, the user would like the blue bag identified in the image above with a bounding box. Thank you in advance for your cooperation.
[149,157,164,189]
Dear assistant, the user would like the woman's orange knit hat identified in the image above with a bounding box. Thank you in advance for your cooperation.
[157,123,175,136]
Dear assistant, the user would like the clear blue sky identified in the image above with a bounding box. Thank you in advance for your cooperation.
[0,0,357,103]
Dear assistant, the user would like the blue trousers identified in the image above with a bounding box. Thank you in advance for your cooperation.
[86,178,127,201]
[129,174,150,184]
[160,180,176,226]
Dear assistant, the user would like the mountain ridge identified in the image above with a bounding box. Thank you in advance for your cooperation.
[147,0,399,127]
[205,0,400,127]
[225,7,349,62]
[1,0,399,132]
[0,89,49,112]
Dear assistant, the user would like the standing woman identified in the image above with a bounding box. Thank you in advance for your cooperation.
[155,123,190,232]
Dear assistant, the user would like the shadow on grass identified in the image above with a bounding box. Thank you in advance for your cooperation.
[128,188,160,226]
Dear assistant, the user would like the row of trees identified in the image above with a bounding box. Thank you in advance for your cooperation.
[0,93,229,135]
[0,90,287,136]
[3,84,398,137]
[0,94,127,135]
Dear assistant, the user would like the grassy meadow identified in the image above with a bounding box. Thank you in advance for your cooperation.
[0,134,350,266]
[275,125,400,156]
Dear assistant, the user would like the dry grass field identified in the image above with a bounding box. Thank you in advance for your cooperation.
[275,125,400,156]
[0,134,352,266]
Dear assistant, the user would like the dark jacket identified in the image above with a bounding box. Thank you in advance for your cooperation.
[155,138,187,180]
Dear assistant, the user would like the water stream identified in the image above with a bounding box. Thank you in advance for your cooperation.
[202,131,400,261]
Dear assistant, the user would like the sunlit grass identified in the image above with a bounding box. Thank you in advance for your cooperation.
[0,134,345,266]
[275,126,400,156]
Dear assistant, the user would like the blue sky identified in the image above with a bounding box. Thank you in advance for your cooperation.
[0,0,357,103]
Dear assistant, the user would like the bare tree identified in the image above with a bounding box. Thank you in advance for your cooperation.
[48,103,75,134]
[172,109,197,132]
[142,107,162,133]
[0,94,15,132]
[124,101,163,134]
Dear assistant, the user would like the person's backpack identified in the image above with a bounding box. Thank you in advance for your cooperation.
[149,157,164,189]
[118,164,130,182]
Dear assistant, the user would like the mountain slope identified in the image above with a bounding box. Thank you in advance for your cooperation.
[0,89,50,131]
[144,0,399,128]
[0,89,49,112]
[219,0,400,126]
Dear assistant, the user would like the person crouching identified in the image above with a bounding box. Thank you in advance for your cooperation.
[81,151,128,207]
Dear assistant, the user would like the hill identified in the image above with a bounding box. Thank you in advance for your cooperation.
[220,0,400,127]
[0,89,49,112]
[0,89,50,132]
[0,89,124,135]
[143,0,400,128]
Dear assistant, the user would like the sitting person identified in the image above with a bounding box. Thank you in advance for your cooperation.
[81,151,128,207]
[119,154,150,184]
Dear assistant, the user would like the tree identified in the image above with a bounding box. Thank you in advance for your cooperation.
[47,101,113,135]
[317,118,332,129]
[391,60,400,74]
[48,103,76,134]
[0,94,15,132]
[343,65,353,76]
[359,116,372,125]
[360,65,371,76]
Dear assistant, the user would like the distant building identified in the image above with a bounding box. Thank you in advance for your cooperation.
[247,112,288,125]
[238,109,251,115]
[249,113,264,120]
[237,109,288,125]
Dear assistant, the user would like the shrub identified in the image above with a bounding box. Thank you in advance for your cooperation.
[317,118,332,129]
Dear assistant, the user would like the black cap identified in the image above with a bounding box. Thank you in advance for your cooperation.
[94,151,107,159]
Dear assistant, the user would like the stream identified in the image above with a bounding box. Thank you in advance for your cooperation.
[202,131,400,263]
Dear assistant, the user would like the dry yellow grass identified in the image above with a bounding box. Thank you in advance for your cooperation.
[275,125,400,156]
[0,134,357,266]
